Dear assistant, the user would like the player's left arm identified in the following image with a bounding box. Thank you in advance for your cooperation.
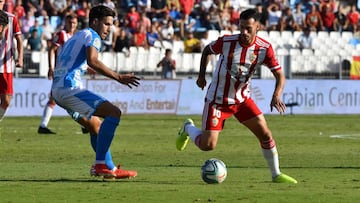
[264,44,286,114]
[271,69,286,114]
[86,46,140,88]
[15,34,23,68]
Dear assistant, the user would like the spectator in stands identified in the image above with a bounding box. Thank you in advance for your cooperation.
[346,4,359,33]
[13,0,25,19]
[267,3,282,31]
[27,28,42,51]
[160,19,174,42]
[137,12,151,33]
[180,14,197,38]
[76,0,90,29]
[200,30,212,51]
[150,0,168,20]
[203,5,222,31]
[320,4,335,32]
[228,5,240,28]
[297,27,313,51]
[333,4,347,33]
[29,18,43,39]
[220,6,232,31]
[255,3,268,31]
[126,5,140,34]
[138,0,151,12]
[147,23,163,47]
[157,48,176,79]
[20,9,35,38]
[179,0,194,23]
[101,0,115,10]
[292,3,306,31]
[305,4,324,31]
[200,0,215,12]
[114,27,131,57]
[42,16,55,49]
[279,7,298,32]
[184,30,201,53]
[133,24,148,49]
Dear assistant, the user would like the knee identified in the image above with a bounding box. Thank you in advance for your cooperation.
[199,142,217,151]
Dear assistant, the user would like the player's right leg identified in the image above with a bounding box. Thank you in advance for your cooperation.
[177,101,227,151]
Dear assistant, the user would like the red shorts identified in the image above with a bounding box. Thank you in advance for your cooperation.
[202,98,262,131]
[0,73,13,94]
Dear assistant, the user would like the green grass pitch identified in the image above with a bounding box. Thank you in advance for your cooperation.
[0,115,359,202]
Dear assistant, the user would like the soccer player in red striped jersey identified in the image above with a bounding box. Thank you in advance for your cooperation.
[37,14,78,134]
[177,9,297,183]
[0,0,23,123]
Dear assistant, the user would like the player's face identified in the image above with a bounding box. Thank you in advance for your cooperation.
[239,18,259,46]
[65,18,78,33]
[94,16,114,40]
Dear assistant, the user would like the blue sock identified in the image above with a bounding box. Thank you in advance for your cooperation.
[90,134,115,170]
[96,117,120,161]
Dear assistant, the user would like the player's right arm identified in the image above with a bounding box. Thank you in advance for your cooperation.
[197,44,212,90]
[86,46,140,88]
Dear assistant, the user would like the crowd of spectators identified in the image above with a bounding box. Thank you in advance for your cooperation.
[1,0,359,54]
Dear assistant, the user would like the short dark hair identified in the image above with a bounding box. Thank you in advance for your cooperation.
[89,5,115,24]
[0,10,9,26]
[65,13,78,21]
[240,9,261,22]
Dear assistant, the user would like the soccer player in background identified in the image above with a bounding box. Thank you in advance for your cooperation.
[51,5,140,179]
[0,0,23,123]
[176,9,297,183]
[38,14,78,134]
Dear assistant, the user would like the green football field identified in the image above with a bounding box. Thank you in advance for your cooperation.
[0,115,359,202]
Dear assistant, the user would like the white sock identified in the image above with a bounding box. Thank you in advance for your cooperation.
[40,105,53,127]
[262,146,281,178]
[186,124,202,142]
[0,107,6,122]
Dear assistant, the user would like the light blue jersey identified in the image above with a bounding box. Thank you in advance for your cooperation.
[52,28,102,89]
[51,27,106,120]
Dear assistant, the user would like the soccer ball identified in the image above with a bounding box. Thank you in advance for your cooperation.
[201,158,227,184]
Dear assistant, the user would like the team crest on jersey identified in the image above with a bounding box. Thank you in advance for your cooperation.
[211,117,219,127]
[93,38,101,49]
[249,53,257,63]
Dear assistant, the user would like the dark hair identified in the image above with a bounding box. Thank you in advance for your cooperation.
[239,9,261,22]
[165,49,172,54]
[65,13,78,21]
[0,10,9,26]
[89,5,115,24]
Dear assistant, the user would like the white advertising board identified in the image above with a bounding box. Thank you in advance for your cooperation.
[87,79,181,114]
[7,78,68,116]
[6,79,360,116]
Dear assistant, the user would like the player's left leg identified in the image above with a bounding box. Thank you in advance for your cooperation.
[238,99,297,183]
[0,73,13,122]
[0,94,12,122]
[38,98,56,134]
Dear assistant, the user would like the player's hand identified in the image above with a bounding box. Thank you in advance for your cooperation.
[270,95,286,115]
[15,59,23,68]
[118,73,140,88]
[48,68,54,80]
[196,77,207,90]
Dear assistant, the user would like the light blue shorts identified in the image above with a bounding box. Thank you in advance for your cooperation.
[52,87,106,120]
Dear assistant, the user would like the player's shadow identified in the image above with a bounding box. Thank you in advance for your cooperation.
[0,178,114,183]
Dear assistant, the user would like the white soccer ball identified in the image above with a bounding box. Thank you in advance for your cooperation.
[201,158,227,184]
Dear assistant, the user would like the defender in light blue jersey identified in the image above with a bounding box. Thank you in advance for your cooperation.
[51,5,140,179]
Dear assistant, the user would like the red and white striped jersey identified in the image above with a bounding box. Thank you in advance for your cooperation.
[52,30,73,54]
[206,34,281,105]
[0,12,21,73]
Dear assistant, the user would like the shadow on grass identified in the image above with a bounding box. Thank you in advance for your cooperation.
[0,178,121,183]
